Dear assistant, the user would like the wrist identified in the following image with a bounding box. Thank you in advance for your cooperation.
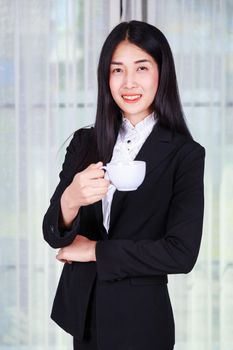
[62,185,81,212]
[89,241,97,261]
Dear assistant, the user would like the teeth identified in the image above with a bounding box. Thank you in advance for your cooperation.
[122,95,141,100]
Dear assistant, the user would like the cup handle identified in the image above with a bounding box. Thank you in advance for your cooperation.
[100,165,111,181]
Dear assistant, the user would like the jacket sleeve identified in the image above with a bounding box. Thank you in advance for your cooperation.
[95,143,206,281]
[42,129,85,249]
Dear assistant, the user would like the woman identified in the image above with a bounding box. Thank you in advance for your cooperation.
[42,20,205,350]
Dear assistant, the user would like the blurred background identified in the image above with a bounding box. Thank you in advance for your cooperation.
[0,0,233,349]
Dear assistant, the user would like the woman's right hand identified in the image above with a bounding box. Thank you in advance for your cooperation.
[62,161,110,210]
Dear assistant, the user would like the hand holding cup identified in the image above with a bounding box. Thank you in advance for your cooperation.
[63,161,111,209]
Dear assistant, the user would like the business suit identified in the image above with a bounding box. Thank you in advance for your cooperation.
[42,121,205,350]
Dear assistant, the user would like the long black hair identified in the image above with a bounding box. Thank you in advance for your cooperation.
[94,20,192,164]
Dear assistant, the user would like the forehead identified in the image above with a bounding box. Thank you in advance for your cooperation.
[111,41,153,62]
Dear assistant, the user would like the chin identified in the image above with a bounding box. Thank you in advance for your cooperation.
[123,107,147,116]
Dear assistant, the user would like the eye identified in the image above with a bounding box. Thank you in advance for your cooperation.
[137,66,148,71]
[112,68,122,73]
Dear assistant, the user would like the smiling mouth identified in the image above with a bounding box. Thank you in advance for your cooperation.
[121,94,142,102]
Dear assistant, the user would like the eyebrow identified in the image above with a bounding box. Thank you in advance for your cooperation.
[110,59,153,65]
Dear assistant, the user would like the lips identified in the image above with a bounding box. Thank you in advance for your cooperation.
[121,94,142,103]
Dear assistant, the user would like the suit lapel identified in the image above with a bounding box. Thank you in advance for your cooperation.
[94,122,176,238]
[134,121,174,173]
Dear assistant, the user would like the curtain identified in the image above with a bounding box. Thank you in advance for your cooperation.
[0,0,120,349]
[145,1,233,349]
[0,0,232,349]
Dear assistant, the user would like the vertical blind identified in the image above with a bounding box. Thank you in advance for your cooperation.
[0,1,120,349]
[146,1,233,349]
[0,0,232,349]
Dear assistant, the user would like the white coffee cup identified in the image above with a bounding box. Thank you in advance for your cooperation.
[101,160,146,191]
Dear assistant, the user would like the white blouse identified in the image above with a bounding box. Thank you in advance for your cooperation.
[102,111,157,233]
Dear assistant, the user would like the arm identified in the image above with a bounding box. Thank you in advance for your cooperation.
[59,186,81,229]
[42,127,109,250]
[42,130,84,249]
[95,144,206,281]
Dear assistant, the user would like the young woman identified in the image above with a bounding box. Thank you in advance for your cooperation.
[42,20,205,350]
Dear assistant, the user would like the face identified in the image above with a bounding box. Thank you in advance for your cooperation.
[109,40,159,125]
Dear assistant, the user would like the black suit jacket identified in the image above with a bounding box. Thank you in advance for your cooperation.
[42,123,205,349]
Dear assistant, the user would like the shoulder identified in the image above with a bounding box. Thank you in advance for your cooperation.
[165,129,206,180]
[172,129,206,161]
[73,125,94,143]
[156,122,205,158]
[69,125,95,151]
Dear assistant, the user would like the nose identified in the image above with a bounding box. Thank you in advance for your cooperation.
[123,71,137,89]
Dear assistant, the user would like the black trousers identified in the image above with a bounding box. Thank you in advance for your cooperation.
[73,280,99,350]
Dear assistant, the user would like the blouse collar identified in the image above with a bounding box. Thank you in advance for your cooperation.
[120,111,157,138]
